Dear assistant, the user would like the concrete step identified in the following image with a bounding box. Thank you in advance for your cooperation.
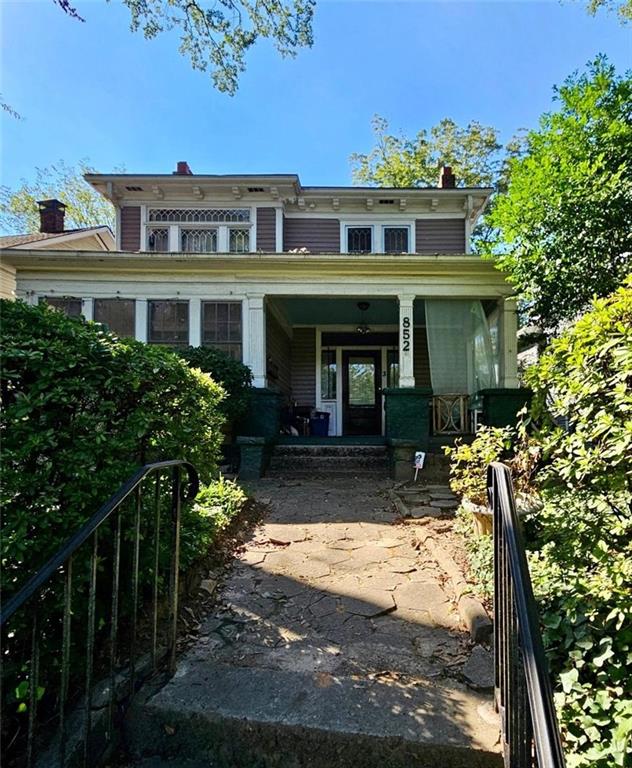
[273,445,388,458]
[269,455,388,471]
[123,661,502,768]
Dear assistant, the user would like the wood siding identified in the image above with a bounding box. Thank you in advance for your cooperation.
[121,207,141,251]
[256,207,276,251]
[266,311,292,397]
[415,219,465,254]
[283,218,340,253]
[414,326,431,387]
[291,327,316,405]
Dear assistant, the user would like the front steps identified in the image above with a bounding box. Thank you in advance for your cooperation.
[267,443,389,477]
[124,663,501,768]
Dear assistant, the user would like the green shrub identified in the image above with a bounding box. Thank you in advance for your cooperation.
[0,301,247,755]
[444,425,515,505]
[454,505,494,599]
[180,476,247,569]
[0,300,225,591]
[178,346,252,424]
[524,282,632,767]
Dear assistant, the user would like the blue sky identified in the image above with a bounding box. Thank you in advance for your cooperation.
[1,0,630,189]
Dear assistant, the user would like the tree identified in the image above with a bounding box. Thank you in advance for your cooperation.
[350,115,526,251]
[350,115,505,188]
[0,160,116,234]
[581,0,632,22]
[488,57,632,330]
[55,0,315,96]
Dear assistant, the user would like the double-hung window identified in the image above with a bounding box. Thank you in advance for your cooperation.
[202,301,242,359]
[39,296,82,317]
[94,298,136,337]
[148,300,189,346]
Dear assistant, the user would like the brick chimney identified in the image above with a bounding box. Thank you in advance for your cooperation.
[174,161,193,175]
[438,165,456,189]
[38,199,66,234]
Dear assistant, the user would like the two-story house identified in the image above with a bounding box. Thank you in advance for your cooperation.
[1,161,528,474]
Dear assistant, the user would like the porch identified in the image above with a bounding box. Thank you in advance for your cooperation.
[238,293,529,477]
[244,294,523,435]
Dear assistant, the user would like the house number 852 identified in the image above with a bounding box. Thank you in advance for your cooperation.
[402,316,411,352]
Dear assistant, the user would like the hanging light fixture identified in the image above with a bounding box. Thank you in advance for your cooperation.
[356,301,371,335]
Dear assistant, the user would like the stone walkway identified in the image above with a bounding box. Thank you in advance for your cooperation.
[126,475,500,767]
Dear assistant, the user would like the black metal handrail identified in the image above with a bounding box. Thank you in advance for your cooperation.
[488,462,565,768]
[1,459,199,768]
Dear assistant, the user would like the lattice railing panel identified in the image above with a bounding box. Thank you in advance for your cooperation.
[433,394,470,435]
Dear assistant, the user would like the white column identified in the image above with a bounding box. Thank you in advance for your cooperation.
[135,299,148,342]
[501,297,519,388]
[189,298,202,347]
[245,294,267,388]
[398,294,415,387]
[81,297,94,321]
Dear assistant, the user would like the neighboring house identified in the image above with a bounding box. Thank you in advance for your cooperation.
[0,199,114,299]
[1,162,527,457]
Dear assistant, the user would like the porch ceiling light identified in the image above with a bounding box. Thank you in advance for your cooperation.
[356,301,371,335]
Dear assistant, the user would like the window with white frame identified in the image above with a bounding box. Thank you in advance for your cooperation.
[343,223,412,254]
[229,228,249,253]
[347,226,372,254]
[181,228,218,253]
[145,208,252,253]
[383,227,409,254]
[94,299,136,338]
[148,300,189,346]
[147,228,169,252]
[39,296,83,317]
[201,301,242,359]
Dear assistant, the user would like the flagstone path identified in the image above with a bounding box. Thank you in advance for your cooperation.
[126,475,500,766]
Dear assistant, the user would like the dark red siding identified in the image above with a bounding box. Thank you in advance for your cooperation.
[120,207,141,251]
[256,207,276,251]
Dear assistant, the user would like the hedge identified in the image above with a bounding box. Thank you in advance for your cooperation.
[0,299,226,596]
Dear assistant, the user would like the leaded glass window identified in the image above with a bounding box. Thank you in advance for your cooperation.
[229,228,250,253]
[181,228,218,253]
[384,227,409,254]
[148,300,189,346]
[148,208,250,223]
[202,301,242,359]
[147,228,169,252]
[347,227,372,254]
[94,299,135,338]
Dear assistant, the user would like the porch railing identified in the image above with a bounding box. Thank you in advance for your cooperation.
[432,393,470,434]
[488,462,565,767]
[0,459,199,768]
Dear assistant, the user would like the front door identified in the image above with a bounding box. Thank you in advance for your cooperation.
[342,350,382,435]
